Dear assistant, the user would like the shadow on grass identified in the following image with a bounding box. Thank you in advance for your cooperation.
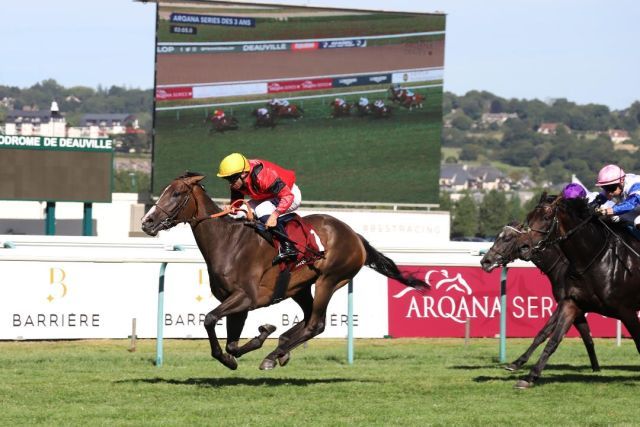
[118,377,367,388]
[474,373,640,386]
[451,363,640,372]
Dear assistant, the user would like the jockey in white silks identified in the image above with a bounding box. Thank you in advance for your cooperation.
[358,97,369,107]
[595,164,640,229]
[373,99,385,109]
[257,107,269,117]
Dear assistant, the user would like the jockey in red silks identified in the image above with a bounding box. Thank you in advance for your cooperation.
[213,109,225,120]
[217,153,301,263]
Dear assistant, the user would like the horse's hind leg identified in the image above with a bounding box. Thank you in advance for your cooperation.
[260,279,345,370]
[225,310,277,358]
[517,299,580,389]
[259,286,313,370]
[573,314,599,372]
[506,306,561,371]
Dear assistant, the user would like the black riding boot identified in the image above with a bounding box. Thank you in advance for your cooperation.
[271,220,298,264]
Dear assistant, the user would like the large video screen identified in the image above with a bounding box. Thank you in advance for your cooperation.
[154,1,445,204]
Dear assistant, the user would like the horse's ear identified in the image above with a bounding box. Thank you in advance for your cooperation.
[539,192,548,203]
[181,171,205,185]
[187,175,205,185]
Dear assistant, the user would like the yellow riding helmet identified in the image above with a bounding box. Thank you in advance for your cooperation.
[217,153,250,177]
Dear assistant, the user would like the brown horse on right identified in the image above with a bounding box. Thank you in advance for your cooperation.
[141,172,428,371]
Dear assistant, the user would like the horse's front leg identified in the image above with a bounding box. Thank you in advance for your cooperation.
[516,299,580,389]
[225,310,277,358]
[506,306,561,371]
[204,290,253,370]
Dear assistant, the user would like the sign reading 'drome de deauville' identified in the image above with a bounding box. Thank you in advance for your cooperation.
[0,135,113,202]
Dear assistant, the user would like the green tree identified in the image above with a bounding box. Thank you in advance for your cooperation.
[478,190,509,237]
[451,113,473,131]
[451,192,478,238]
[507,193,525,224]
[439,192,452,212]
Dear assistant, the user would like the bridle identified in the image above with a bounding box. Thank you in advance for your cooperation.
[150,179,196,230]
[151,179,254,231]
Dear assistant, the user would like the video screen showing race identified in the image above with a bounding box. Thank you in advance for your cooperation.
[154,1,445,203]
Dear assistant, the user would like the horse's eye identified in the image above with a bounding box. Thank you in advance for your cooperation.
[172,191,180,198]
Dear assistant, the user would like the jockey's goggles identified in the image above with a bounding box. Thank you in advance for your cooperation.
[224,173,243,183]
[601,184,620,193]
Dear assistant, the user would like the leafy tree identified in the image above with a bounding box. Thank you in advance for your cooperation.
[507,193,525,224]
[478,190,509,237]
[451,192,478,238]
[459,143,481,161]
[439,192,452,212]
[451,113,473,131]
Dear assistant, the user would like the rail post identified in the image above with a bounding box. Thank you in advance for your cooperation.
[156,245,184,367]
[347,279,354,364]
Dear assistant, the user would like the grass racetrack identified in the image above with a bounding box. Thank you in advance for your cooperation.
[2,338,640,425]
[153,88,442,204]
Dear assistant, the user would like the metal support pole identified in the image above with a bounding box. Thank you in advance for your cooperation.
[83,202,93,236]
[347,280,354,364]
[499,266,508,363]
[156,262,167,367]
[156,245,184,367]
[45,202,56,235]
[616,320,622,347]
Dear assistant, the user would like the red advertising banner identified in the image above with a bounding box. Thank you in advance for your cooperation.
[267,78,333,93]
[156,86,193,101]
[291,42,319,50]
[388,266,622,338]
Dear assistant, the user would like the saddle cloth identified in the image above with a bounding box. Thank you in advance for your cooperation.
[275,214,324,271]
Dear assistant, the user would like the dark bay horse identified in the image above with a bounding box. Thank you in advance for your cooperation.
[141,172,427,370]
[269,103,303,120]
[206,115,239,133]
[511,194,640,388]
[330,101,352,118]
[251,109,276,129]
[480,221,600,373]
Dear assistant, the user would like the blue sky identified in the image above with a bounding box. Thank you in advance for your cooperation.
[1,0,637,109]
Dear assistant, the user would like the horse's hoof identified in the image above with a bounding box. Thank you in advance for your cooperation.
[259,358,277,370]
[259,324,276,335]
[514,380,533,389]
[223,354,238,370]
[504,363,520,372]
[277,352,291,367]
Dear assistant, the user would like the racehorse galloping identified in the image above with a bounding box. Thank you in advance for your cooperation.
[372,104,392,119]
[206,115,239,133]
[480,221,600,373]
[402,93,425,111]
[330,101,352,118]
[251,109,276,129]
[141,173,428,371]
[512,194,640,388]
[270,104,304,120]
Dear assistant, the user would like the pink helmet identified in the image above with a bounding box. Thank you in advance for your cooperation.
[596,164,625,186]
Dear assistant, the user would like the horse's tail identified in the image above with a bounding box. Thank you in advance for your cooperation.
[358,234,429,290]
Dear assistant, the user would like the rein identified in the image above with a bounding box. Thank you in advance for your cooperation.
[189,198,254,227]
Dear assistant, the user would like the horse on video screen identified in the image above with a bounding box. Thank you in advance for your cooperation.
[206,114,239,134]
[330,100,352,118]
[371,103,392,119]
[401,93,425,110]
[480,220,600,374]
[251,109,277,129]
[269,103,304,120]
[507,194,640,388]
[141,172,428,371]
